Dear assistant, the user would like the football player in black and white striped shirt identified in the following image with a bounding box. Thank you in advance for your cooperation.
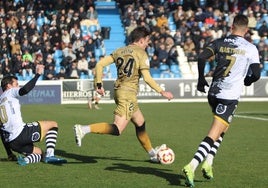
[182,14,261,187]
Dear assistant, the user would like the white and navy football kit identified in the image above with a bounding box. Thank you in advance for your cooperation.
[0,75,42,154]
[202,35,260,125]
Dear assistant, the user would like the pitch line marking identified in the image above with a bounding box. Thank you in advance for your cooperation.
[234,115,268,121]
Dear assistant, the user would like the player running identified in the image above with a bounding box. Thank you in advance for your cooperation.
[182,14,261,187]
[74,26,173,162]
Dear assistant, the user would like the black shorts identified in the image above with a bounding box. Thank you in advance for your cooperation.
[208,95,238,125]
[9,122,41,155]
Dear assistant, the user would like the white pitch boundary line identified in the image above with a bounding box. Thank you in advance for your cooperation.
[234,115,268,121]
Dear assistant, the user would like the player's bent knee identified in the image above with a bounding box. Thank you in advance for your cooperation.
[111,124,120,136]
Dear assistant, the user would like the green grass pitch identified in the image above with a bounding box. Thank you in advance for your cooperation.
[0,102,267,188]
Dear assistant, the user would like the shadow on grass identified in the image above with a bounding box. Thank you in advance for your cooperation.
[55,149,147,164]
[105,163,186,186]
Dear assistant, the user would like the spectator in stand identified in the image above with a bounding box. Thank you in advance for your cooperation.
[173,30,186,46]
[88,56,97,71]
[258,21,268,38]
[12,53,23,76]
[66,60,80,79]
[44,64,56,80]
[56,66,67,80]
[183,37,196,61]
[154,43,168,65]
[150,54,161,69]
[156,13,168,29]
[77,55,89,75]
[9,38,21,56]
[86,5,98,23]
[61,27,71,47]
[167,45,179,66]
[84,38,95,59]
[1,54,12,76]
[173,5,185,29]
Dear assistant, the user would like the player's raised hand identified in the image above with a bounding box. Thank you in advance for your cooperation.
[36,64,44,75]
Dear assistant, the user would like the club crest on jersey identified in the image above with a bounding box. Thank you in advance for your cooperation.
[216,104,227,114]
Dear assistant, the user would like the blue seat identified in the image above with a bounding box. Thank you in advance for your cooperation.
[169,23,176,32]
[80,72,88,79]
[53,50,63,59]
[170,64,180,73]
[161,72,171,78]
[94,48,103,60]
[89,25,97,34]
[159,64,169,72]
[264,62,268,71]
[150,68,161,78]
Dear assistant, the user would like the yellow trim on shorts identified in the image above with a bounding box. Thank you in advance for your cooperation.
[214,115,230,127]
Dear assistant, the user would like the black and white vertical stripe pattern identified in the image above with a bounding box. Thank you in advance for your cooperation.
[194,137,214,163]
[46,127,58,149]
[209,133,225,156]
[26,153,42,163]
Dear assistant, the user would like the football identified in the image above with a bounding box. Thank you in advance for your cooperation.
[157,147,175,165]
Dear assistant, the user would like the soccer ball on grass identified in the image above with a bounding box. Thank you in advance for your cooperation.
[157,147,175,165]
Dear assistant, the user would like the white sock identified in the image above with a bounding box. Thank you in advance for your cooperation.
[190,158,199,171]
[46,148,54,157]
[205,153,214,165]
[81,125,91,134]
[148,149,156,157]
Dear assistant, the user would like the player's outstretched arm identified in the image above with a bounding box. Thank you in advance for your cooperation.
[141,69,173,100]
[19,65,44,96]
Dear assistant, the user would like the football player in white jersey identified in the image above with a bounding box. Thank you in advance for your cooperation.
[0,64,66,165]
[182,14,261,187]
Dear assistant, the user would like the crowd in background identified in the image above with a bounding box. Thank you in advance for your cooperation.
[0,0,267,80]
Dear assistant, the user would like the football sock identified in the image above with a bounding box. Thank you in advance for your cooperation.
[25,153,42,164]
[90,123,120,135]
[135,122,153,152]
[206,132,225,165]
[45,127,58,157]
[190,136,214,171]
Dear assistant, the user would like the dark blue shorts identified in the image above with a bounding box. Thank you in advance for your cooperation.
[208,95,238,125]
[9,122,41,155]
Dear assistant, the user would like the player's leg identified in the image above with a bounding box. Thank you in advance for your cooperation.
[182,118,227,187]
[201,131,226,179]
[200,98,236,180]
[0,129,17,161]
[74,89,129,146]
[39,121,66,163]
[131,109,166,163]
[74,114,129,146]
[9,123,43,165]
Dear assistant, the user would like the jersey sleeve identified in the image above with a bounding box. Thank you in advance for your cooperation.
[94,55,114,85]
[138,50,150,70]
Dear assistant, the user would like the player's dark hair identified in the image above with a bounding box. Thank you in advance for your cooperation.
[1,75,18,92]
[129,26,150,43]
[233,14,248,28]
